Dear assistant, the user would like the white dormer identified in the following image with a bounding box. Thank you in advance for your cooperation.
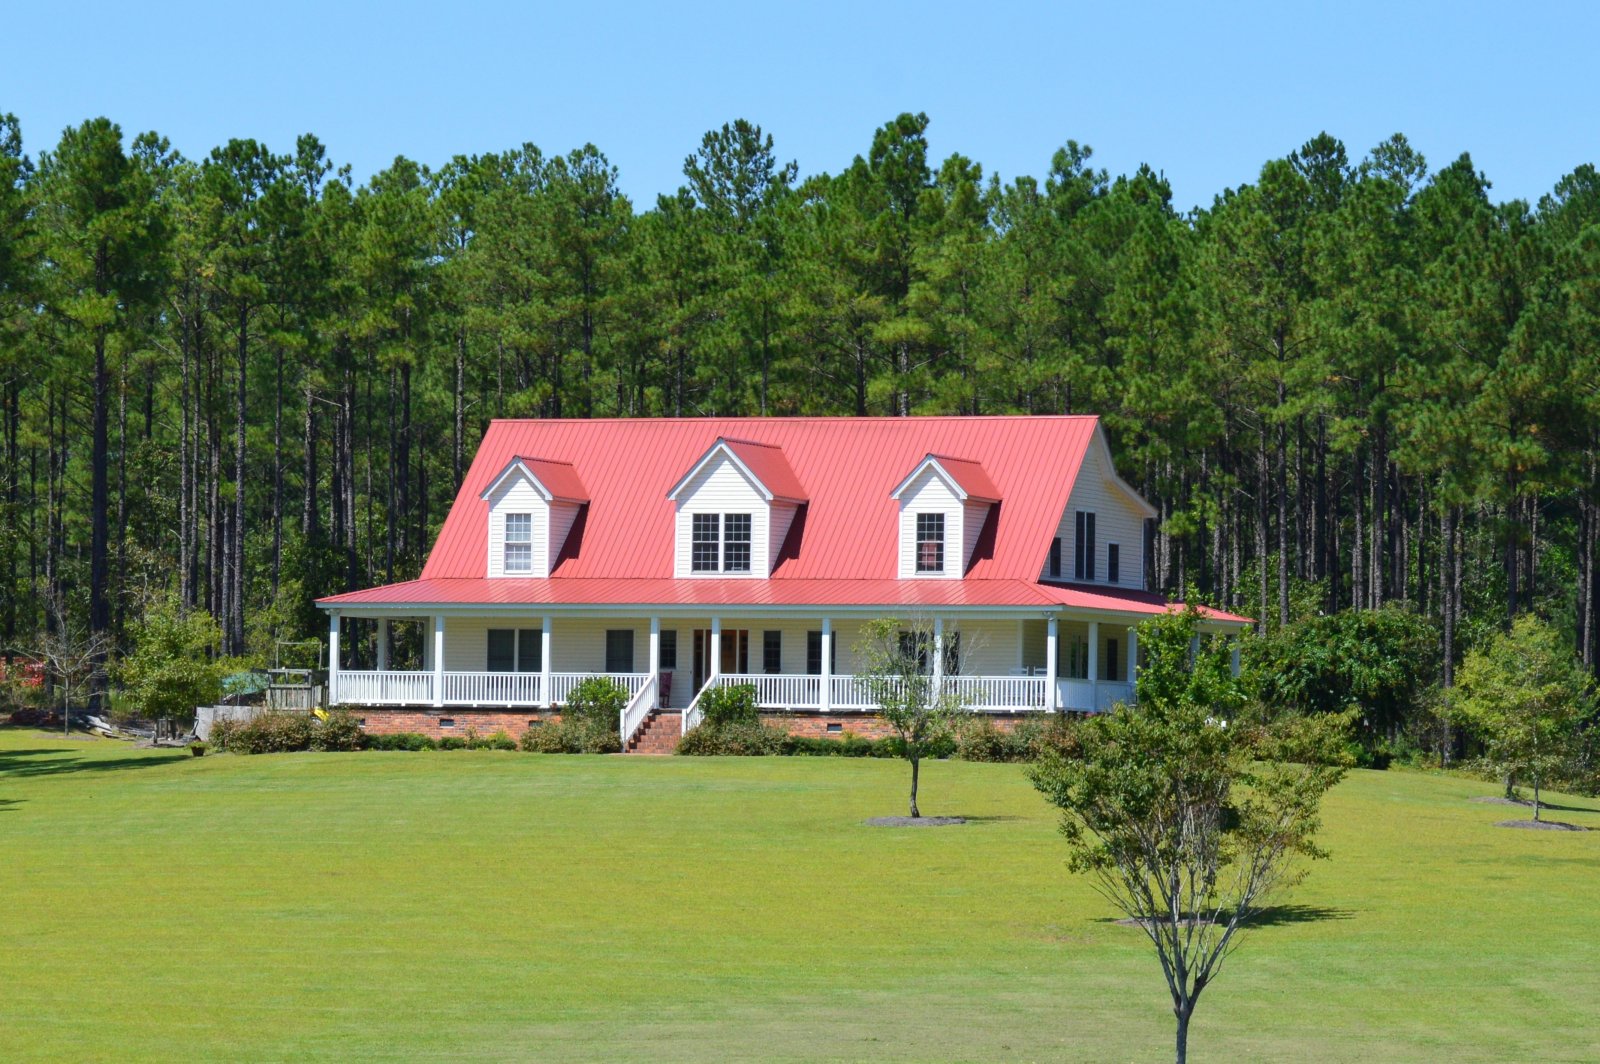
[668,438,806,578]
[1042,426,1157,588]
[481,457,588,578]
[891,455,999,579]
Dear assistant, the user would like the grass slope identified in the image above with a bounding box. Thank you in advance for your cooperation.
[3,730,1599,1062]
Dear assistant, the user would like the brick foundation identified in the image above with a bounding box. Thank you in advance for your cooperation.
[353,707,1045,743]
[352,708,563,740]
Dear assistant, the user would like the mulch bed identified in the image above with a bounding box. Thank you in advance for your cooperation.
[1495,819,1587,831]
[1470,796,1530,806]
[864,816,967,827]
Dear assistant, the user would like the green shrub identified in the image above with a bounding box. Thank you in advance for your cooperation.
[676,720,786,756]
[470,729,518,751]
[563,676,628,731]
[518,717,622,754]
[189,741,208,757]
[438,735,467,750]
[699,684,760,728]
[210,710,361,754]
[781,732,882,757]
[364,732,437,751]
[312,711,363,751]
[955,718,1023,762]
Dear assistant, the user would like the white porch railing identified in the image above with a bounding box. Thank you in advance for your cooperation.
[620,674,658,748]
[442,671,543,706]
[548,671,650,704]
[942,674,1047,709]
[334,670,434,705]
[1057,679,1134,713]
[681,677,716,734]
[712,673,822,709]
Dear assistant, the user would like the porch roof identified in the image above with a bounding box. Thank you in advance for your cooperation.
[316,576,1251,623]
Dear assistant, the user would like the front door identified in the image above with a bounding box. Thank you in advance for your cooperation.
[692,628,749,691]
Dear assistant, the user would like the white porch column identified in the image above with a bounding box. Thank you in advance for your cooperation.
[1087,620,1100,710]
[820,616,833,712]
[1126,626,1139,686]
[649,617,661,707]
[328,612,341,705]
[1045,616,1058,712]
[1230,635,1241,679]
[932,616,945,688]
[540,616,552,708]
[432,614,445,708]
[375,619,389,672]
[710,616,722,681]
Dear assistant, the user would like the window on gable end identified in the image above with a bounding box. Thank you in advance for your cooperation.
[723,513,752,572]
[691,513,720,572]
[504,513,533,573]
[915,512,945,573]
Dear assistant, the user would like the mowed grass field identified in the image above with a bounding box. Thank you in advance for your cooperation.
[3,731,1599,1063]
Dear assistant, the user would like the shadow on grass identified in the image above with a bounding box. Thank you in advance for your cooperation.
[0,747,188,780]
[1099,904,1356,929]
[0,797,22,811]
[945,814,1028,823]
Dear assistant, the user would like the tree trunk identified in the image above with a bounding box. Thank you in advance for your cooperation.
[908,752,921,818]
[1175,1001,1192,1064]
[89,326,110,710]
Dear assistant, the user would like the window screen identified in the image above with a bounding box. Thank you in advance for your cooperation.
[487,629,515,672]
[1049,537,1062,578]
[806,631,836,674]
[915,512,945,573]
[763,630,782,673]
[723,513,752,572]
[1107,543,1120,584]
[517,629,541,673]
[691,513,720,572]
[605,629,634,673]
[504,513,533,573]
[659,629,677,669]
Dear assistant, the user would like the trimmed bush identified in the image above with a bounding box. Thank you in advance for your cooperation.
[518,718,622,754]
[676,720,786,756]
[364,732,437,751]
[564,676,627,731]
[782,732,886,757]
[210,710,362,754]
[699,684,760,728]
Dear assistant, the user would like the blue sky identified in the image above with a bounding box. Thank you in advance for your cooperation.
[6,1,1595,212]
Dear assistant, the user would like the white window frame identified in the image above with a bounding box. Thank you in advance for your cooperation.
[503,512,533,573]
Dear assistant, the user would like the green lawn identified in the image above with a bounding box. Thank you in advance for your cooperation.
[3,731,1599,1062]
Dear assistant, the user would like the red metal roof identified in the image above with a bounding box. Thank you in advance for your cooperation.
[317,415,1250,624]
[928,455,1001,501]
[317,574,1248,622]
[418,416,1098,583]
[519,458,589,503]
[720,439,808,502]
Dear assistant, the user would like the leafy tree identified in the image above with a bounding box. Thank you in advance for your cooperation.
[1451,616,1594,818]
[1029,607,1346,1064]
[855,616,970,817]
[1247,605,1439,741]
[115,598,228,723]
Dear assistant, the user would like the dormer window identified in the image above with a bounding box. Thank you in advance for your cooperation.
[692,514,720,572]
[691,512,752,573]
[504,513,533,573]
[723,514,752,572]
[916,513,945,573]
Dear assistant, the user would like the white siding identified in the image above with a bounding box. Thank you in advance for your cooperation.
[962,499,991,572]
[896,468,963,579]
[768,502,798,571]
[673,453,770,578]
[1044,435,1148,589]
[486,476,550,579]
[547,501,582,571]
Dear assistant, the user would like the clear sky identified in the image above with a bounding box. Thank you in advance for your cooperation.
[5,0,1596,212]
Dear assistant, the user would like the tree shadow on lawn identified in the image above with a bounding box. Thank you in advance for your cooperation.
[1099,904,1356,930]
[0,747,189,780]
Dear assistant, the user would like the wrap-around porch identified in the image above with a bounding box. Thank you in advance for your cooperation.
[327,610,1175,745]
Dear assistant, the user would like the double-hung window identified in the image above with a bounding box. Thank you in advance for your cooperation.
[1074,511,1096,580]
[691,513,720,572]
[504,513,533,573]
[691,512,753,573]
[722,513,752,572]
[915,513,945,573]
[487,628,541,672]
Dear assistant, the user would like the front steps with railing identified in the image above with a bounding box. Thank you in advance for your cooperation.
[625,710,682,754]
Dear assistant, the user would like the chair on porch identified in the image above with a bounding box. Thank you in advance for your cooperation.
[658,670,673,709]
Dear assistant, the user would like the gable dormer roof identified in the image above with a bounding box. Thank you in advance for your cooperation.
[479,456,590,504]
[666,437,808,505]
[890,454,1001,504]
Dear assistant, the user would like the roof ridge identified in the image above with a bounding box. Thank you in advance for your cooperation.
[486,414,1103,425]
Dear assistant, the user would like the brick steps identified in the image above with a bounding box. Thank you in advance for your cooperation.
[626,710,682,755]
